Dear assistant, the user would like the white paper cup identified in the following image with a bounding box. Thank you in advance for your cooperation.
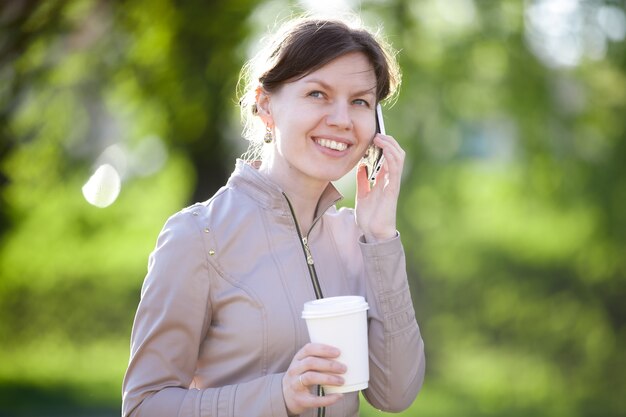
[302,296,369,394]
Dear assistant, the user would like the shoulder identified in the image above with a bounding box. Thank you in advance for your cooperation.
[155,186,255,266]
[150,188,234,260]
[156,205,208,247]
[147,207,209,275]
[158,185,234,238]
[181,184,258,228]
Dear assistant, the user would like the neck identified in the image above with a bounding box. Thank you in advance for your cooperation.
[259,160,328,234]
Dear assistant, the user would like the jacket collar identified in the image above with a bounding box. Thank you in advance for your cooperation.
[228,159,343,219]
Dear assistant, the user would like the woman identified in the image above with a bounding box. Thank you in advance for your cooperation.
[122,16,425,417]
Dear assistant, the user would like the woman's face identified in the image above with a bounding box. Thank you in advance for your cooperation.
[258,52,378,185]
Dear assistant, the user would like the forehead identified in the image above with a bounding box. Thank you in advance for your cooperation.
[298,52,376,92]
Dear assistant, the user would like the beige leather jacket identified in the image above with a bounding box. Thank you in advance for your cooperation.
[122,160,425,417]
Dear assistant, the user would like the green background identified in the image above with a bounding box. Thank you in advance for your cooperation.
[1,0,625,416]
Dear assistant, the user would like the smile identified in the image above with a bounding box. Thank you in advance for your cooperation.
[315,138,348,152]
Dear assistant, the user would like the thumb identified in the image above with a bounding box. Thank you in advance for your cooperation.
[356,164,371,199]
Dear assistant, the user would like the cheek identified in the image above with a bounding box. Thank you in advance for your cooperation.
[277,109,318,136]
[357,117,377,145]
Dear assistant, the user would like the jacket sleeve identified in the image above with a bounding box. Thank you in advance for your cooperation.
[122,211,289,417]
[359,234,426,412]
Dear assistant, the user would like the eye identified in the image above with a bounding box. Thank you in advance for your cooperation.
[308,90,325,99]
[353,98,371,107]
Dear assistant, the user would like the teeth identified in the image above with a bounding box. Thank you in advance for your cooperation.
[317,139,348,151]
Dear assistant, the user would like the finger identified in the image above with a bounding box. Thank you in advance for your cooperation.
[373,137,404,188]
[295,373,313,393]
[356,163,371,199]
[285,381,343,415]
[294,392,344,411]
[374,135,405,167]
[374,133,402,151]
[296,356,347,377]
[374,136,404,163]
[299,370,345,388]
[372,160,389,188]
[315,393,344,407]
[295,343,341,361]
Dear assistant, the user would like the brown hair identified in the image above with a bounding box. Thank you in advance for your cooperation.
[238,16,401,158]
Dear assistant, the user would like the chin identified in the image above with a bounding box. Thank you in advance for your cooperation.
[308,161,357,183]
[322,168,354,183]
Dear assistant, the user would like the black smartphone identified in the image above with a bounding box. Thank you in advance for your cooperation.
[363,104,386,182]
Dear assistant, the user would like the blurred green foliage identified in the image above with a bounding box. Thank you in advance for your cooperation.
[1,0,625,416]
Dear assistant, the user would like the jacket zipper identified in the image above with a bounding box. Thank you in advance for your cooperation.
[301,236,324,299]
[282,193,326,417]
[282,193,324,299]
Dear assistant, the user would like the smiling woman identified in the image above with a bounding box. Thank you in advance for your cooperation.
[239,17,400,158]
[122,15,425,417]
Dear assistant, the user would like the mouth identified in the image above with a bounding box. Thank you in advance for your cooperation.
[314,138,350,152]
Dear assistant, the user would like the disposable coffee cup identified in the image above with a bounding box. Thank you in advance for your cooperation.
[301,296,369,394]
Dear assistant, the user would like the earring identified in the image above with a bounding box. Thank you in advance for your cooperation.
[264,126,273,144]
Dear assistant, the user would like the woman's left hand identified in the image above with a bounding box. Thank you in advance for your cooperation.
[355,133,405,243]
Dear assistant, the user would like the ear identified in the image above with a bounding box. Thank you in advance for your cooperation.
[255,86,273,127]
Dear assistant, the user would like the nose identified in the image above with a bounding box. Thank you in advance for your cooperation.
[326,103,352,130]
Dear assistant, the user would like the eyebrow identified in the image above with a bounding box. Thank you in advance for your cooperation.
[304,78,377,97]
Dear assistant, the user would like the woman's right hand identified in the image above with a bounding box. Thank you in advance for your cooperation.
[282,343,346,416]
